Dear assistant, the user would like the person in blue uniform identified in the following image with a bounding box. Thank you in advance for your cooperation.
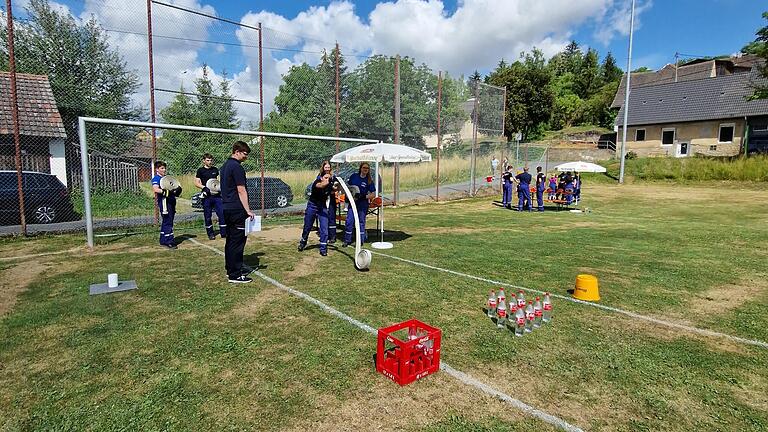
[535,166,546,212]
[195,153,226,240]
[220,141,256,283]
[299,161,335,256]
[151,161,181,249]
[515,166,533,212]
[343,163,376,247]
[563,171,575,205]
[501,165,513,209]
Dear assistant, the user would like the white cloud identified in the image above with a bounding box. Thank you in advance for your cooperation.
[593,0,653,46]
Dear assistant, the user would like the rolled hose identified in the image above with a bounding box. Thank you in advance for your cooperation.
[335,178,372,270]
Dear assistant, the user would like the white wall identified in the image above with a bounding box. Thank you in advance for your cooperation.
[48,138,67,186]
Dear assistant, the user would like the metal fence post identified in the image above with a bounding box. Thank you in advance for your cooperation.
[78,118,94,248]
[436,71,442,202]
[6,0,27,235]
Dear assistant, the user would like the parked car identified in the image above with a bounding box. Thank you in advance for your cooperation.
[191,176,294,210]
[0,171,79,225]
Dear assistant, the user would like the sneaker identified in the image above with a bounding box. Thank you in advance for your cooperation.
[328,238,336,244]
[208,235,216,240]
[297,241,307,252]
[320,250,328,256]
[165,243,178,249]
[228,275,253,284]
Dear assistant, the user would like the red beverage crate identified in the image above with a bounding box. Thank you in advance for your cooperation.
[376,319,441,386]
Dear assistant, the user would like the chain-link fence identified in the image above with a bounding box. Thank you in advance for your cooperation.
[1,0,509,237]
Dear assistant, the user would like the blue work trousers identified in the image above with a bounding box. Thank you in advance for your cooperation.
[328,199,337,241]
[203,196,226,238]
[301,201,329,253]
[502,183,513,206]
[344,201,369,244]
[517,184,531,211]
[536,186,545,211]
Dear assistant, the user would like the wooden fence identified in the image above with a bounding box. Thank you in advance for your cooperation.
[68,147,142,192]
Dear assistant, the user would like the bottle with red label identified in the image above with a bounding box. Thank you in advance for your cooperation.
[533,297,543,328]
[496,298,507,328]
[517,290,526,309]
[497,288,506,304]
[525,301,535,333]
[487,290,497,318]
[542,292,553,322]
[514,305,525,337]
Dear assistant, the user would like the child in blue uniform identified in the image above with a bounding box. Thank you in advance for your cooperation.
[195,153,226,240]
[299,161,335,256]
[343,163,376,246]
[501,165,513,209]
[151,161,181,249]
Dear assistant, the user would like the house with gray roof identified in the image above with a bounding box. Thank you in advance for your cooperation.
[614,68,768,157]
[0,72,69,185]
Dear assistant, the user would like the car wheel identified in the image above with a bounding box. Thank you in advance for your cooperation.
[276,194,289,208]
[33,206,56,223]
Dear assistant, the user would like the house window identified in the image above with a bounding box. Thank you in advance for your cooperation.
[662,128,675,145]
[635,129,646,141]
[710,145,717,151]
[719,124,735,143]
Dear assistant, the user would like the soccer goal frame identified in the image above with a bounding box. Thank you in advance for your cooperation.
[78,116,379,248]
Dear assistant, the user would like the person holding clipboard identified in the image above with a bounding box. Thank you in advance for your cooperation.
[220,141,256,284]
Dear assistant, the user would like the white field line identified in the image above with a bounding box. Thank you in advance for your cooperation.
[0,247,85,262]
[188,238,584,432]
[372,251,768,350]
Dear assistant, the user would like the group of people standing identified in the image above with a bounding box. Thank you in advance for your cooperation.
[298,161,376,256]
[152,141,256,284]
[500,166,582,211]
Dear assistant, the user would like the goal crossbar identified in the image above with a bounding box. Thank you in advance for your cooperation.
[78,116,380,247]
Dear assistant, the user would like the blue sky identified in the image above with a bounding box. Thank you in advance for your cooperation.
[7,0,765,118]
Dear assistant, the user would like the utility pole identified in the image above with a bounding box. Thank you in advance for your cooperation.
[619,0,636,185]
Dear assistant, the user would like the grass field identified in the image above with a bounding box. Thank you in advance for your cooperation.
[1,182,767,431]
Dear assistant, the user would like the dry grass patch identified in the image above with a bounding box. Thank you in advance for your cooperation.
[0,260,77,317]
[255,225,303,244]
[283,371,559,432]
[284,253,323,284]
[686,276,768,316]
[229,286,285,318]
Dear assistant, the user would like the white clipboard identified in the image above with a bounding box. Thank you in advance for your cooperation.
[244,216,261,236]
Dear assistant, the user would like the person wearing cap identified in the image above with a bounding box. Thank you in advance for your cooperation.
[195,153,226,240]
[515,166,533,212]
[535,166,546,212]
[299,161,336,256]
[151,160,181,249]
[220,141,256,283]
[501,165,514,209]
[343,163,376,247]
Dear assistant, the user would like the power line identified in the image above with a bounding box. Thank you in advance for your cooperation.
[151,0,260,32]
[155,88,260,105]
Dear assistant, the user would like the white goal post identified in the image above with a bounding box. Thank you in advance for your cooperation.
[78,116,378,247]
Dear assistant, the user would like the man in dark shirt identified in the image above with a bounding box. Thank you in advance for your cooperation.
[195,153,226,240]
[515,166,533,212]
[220,141,255,283]
[535,166,546,212]
[501,165,514,209]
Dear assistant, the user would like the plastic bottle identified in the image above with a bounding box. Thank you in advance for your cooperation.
[496,299,507,328]
[487,290,497,318]
[517,290,526,309]
[497,288,506,304]
[533,297,543,328]
[525,301,535,333]
[514,306,525,337]
[542,292,553,322]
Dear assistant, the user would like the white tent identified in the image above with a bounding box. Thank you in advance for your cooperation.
[331,142,432,249]
[553,161,607,173]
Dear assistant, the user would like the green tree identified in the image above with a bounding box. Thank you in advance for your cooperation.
[600,52,623,84]
[743,11,768,99]
[0,0,141,152]
[488,48,554,140]
[575,48,600,98]
[158,66,241,173]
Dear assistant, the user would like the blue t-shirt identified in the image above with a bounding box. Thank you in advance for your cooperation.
[347,173,376,203]
[151,174,176,204]
[515,172,532,185]
[220,158,247,210]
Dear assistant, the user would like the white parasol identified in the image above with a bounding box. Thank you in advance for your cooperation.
[553,161,607,173]
[331,142,432,249]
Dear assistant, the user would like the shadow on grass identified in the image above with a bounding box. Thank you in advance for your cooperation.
[174,234,198,245]
[244,252,266,270]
